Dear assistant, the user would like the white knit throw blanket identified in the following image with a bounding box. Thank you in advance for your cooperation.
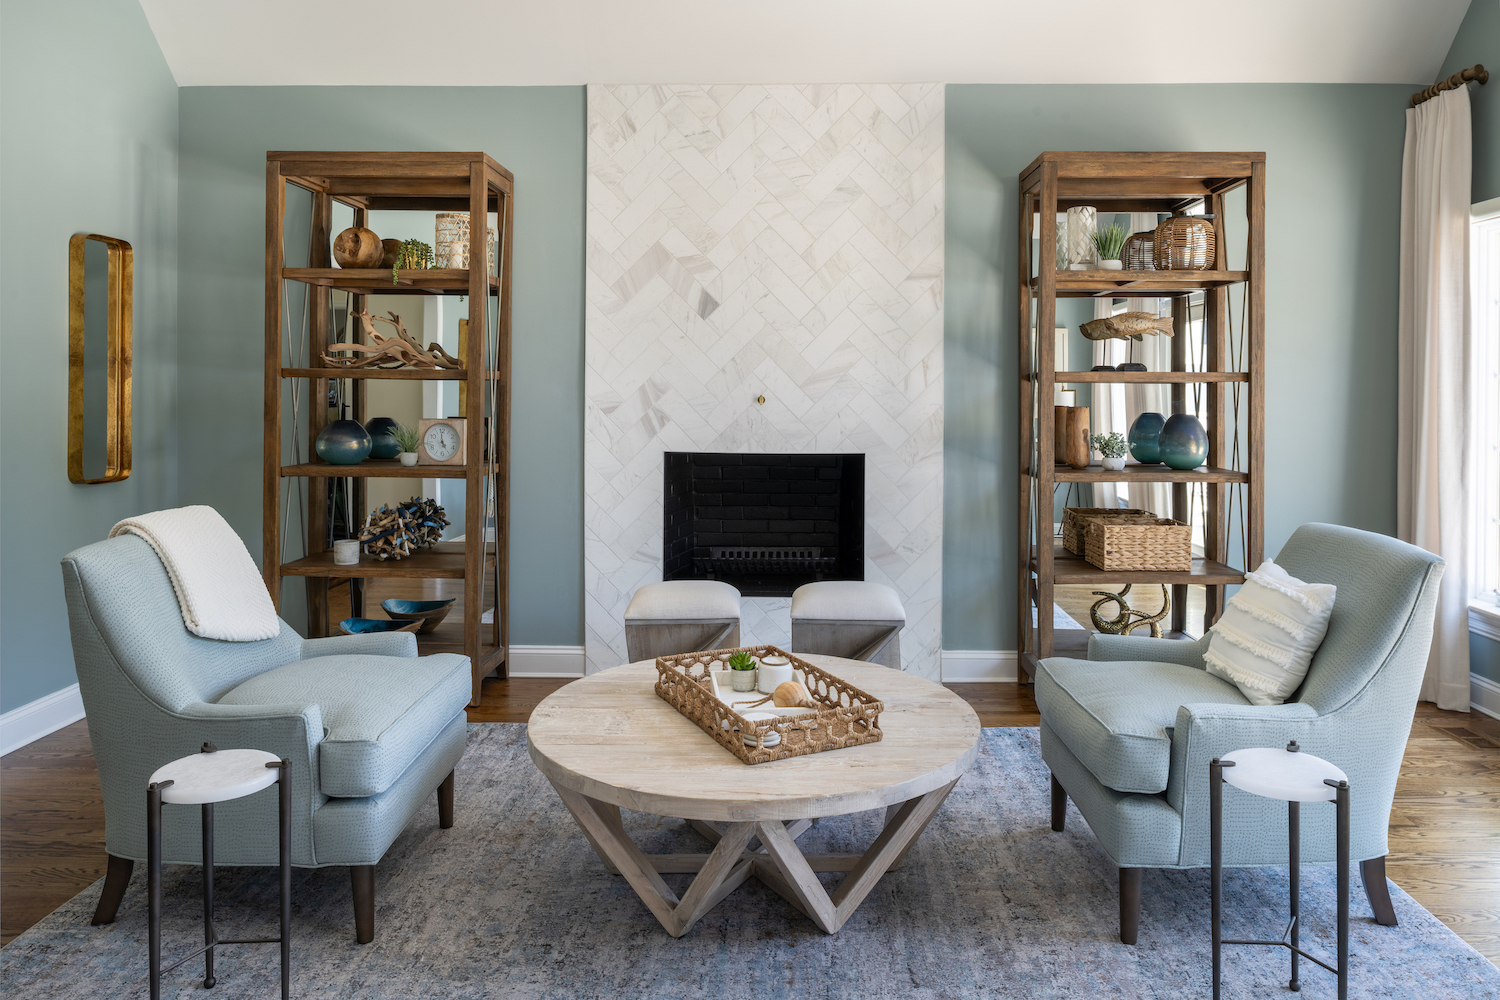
[109,506,280,642]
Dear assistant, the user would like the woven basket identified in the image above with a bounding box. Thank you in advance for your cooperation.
[1083,517,1191,572]
[1152,216,1216,270]
[1061,507,1159,556]
[655,644,883,765]
[1121,232,1156,271]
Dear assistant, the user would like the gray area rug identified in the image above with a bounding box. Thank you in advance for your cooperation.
[3,725,1496,998]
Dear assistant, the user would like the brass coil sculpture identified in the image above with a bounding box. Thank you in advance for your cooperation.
[1089,584,1170,638]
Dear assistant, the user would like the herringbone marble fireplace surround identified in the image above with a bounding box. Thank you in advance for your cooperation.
[584,83,943,676]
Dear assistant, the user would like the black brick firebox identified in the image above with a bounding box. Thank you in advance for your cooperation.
[663,452,864,597]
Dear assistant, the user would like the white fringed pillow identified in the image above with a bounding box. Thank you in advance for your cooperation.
[1203,559,1336,706]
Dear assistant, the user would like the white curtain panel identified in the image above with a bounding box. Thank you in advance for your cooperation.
[1397,85,1473,712]
[1090,297,1126,508]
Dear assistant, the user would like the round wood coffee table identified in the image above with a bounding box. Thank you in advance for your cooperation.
[527,655,980,937]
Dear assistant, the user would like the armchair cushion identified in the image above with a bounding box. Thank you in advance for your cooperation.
[217,652,469,797]
[1036,656,1249,794]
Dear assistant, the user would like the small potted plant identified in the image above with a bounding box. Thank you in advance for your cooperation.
[727,650,758,692]
[1092,223,1128,271]
[394,423,422,467]
[1091,431,1129,471]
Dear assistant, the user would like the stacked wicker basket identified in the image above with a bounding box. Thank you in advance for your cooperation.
[1061,507,1191,572]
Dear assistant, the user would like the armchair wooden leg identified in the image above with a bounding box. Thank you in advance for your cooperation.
[1050,774,1066,832]
[1119,866,1142,945]
[91,854,134,925]
[1360,855,1398,926]
[351,865,375,944]
[438,770,455,829]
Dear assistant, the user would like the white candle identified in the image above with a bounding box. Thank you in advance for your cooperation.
[757,654,794,694]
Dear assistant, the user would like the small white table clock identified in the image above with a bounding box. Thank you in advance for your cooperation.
[418,417,466,466]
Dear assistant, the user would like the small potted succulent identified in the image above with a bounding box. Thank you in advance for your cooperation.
[394,423,422,467]
[1092,223,1128,271]
[1091,431,1129,471]
[727,650,758,692]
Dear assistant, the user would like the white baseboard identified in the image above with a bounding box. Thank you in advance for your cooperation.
[0,683,85,757]
[941,650,1019,683]
[1473,673,1500,720]
[508,644,586,678]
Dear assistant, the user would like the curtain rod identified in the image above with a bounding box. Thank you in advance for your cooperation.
[1411,64,1488,106]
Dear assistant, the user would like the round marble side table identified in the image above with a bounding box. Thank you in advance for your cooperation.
[1210,741,1351,1000]
[146,743,290,1000]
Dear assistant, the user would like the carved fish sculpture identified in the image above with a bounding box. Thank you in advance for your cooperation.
[1080,311,1175,342]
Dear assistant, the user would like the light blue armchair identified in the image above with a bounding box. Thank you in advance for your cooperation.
[1036,523,1444,943]
[61,533,470,943]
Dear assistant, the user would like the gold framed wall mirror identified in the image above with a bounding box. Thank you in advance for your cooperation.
[68,233,132,483]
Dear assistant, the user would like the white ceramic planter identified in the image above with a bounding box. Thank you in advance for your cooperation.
[1099,259,1123,270]
[398,452,419,467]
[1101,456,1126,471]
[730,668,757,693]
[333,539,360,565]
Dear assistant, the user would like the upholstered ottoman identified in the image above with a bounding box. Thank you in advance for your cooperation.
[624,581,741,662]
[790,581,906,669]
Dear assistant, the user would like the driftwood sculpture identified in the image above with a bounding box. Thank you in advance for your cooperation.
[358,496,450,560]
[322,310,464,370]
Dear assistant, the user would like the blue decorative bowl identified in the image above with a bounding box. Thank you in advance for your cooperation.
[315,420,372,465]
[1158,413,1209,470]
[364,416,402,460]
[1128,411,1165,464]
[381,598,456,634]
[339,617,422,635]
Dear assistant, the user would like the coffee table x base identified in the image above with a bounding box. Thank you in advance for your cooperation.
[549,777,960,937]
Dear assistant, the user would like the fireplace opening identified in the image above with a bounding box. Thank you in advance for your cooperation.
[663,453,864,598]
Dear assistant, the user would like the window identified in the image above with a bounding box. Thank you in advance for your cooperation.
[1472,201,1500,613]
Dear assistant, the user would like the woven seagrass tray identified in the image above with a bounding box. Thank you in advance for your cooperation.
[655,644,884,764]
[1083,517,1191,572]
[1061,507,1160,556]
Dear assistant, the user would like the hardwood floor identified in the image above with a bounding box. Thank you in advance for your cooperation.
[3,680,1496,965]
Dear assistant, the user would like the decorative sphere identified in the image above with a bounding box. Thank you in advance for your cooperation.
[1158,414,1209,470]
[364,417,402,460]
[1128,412,1166,464]
[315,420,372,465]
[378,238,402,269]
[333,227,383,268]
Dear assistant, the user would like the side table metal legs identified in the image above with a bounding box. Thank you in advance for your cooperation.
[1211,757,1350,1000]
[146,758,291,1000]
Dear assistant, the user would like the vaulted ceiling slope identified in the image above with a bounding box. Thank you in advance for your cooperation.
[140,0,1467,88]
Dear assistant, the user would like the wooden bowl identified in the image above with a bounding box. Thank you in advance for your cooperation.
[381,598,456,634]
[333,227,383,268]
[339,617,422,635]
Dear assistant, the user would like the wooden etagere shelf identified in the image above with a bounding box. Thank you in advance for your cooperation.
[265,151,513,704]
[1016,151,1265,683]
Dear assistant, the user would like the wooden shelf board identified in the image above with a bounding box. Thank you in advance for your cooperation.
[282,460,468,479]
[283,367,467,380]
[281,268,498,295]
[1028,546,1245,585]
[1043,464,1248,484]
[1042,370,1249,384]
[281,551,477,579]
[1031,270,1247,297]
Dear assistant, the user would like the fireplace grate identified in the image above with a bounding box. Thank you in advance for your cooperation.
[698,546,837,577]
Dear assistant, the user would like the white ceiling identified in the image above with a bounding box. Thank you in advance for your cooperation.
[138,0,1469,88]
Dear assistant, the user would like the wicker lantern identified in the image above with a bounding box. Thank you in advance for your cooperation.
[1151,215,1217,270]
[1121,232,1156,270]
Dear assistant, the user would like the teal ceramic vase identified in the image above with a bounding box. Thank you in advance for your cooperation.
[1159,414,1209,470]
[1128,412,1166,464]
[315,420,372,465]
[364,416,402,460]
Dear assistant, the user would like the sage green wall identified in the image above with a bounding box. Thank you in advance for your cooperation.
[1440,2,1500,690]
[1439,0,1500,201]
[176,87,584,645]
[0,0,178,713]
[944,84,1414,651]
